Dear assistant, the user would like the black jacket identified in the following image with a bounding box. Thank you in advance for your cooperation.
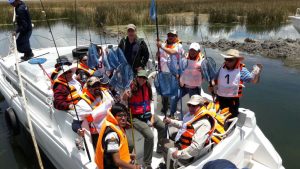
[118,37,149,72]
[15,1,32,34]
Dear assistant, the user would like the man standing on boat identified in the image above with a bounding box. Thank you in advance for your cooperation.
[118,24,149,74]
[8,0,34,61]
[156,29,184,118]
[95,103,141,169]
[212,49,262,117]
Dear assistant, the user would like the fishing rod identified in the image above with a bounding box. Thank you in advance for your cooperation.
[38,0,92,162]
[11,4,44,169]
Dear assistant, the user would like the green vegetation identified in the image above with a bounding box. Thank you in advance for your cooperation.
[0,0,299,27]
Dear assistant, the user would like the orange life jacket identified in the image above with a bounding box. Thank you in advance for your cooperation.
[50,67,60,81]
[95,111,130,169]
[52,77,81,105]
[78,62,95,76]
[206,102,232,143]
[177,107,216,150]
[81,90,103,134]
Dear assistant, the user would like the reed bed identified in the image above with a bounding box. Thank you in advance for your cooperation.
[0,0,299,27]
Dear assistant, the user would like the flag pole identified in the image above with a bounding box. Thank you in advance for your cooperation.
[154,0,161,72]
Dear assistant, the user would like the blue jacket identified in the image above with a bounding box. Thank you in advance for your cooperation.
[15,1,32,34]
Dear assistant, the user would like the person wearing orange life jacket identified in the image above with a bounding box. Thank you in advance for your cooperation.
[156,29,184,117]
[163,95,215,162]
[211,49,263,117]
[123,69,165,169]
[76,54,95,86]
[71,76,112,148]
[95,103,142,169]
[53,65,82,111]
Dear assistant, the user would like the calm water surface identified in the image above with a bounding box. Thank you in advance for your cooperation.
[0,22,299,169]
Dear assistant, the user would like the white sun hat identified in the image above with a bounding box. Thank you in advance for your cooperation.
[221,49,244,59]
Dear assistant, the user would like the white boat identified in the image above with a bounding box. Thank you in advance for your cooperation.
[0,44,285,169]
[289,8,300,33]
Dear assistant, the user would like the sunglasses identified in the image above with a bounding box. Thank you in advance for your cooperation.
[187,104,199,108]
[225,58,236,62]
[116,113,128,118]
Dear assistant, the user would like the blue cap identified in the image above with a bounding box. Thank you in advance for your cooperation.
[203,159,238,169]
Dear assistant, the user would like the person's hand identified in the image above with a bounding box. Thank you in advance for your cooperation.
[179,80,184,87]
[163,117,171,124]
[130,154,136,160]
[122,89,131,101]
[176,74,180,80]
[172,150,180,159]
[156,41,162,49]
[69,104,75,110]
[253,64,263,75]
[77,128,85,137]
[134,164,142,169]
[136,67,143,71]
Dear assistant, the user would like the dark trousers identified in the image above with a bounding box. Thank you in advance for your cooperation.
[16,30,33,56]
[216,96,240,117]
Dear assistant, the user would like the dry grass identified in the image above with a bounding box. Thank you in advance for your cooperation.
[0,0,299,27]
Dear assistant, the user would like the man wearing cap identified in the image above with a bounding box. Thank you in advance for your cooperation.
[8,0,34,61]
[53,65,82,111]
[118,24,149,73]
[123,69,165,169]
[213,49,263,117]
[163,95,215,162]
[156,29,184,117]
[76,54,96,86]
[72,76,113,148]
[95,103,141,169]
[170,42,205,119]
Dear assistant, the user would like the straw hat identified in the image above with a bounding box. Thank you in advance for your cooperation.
[187,95,208,106]
[221,49,244,59]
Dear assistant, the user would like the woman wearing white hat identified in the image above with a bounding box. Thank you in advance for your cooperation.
[212,49,262,117]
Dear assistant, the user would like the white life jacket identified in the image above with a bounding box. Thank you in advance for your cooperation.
[180,58,203,88]
[217,64,241,97]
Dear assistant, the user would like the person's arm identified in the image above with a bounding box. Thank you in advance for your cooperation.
[15,5,30,33]
[156,41,178,55]
[173,119,211,159]
[240,64,262,84]
[53,84,72,110]
[140,41,149,68]
[112,153,140,169]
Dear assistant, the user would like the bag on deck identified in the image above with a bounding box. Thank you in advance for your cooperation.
[87,43,100,69]
[110,63,134,90]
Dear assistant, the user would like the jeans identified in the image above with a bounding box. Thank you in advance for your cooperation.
[16,30,32,56]
[170,87,201,117]
[128,114,165,167]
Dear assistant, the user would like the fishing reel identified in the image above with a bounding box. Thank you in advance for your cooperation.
[75,137,85,151]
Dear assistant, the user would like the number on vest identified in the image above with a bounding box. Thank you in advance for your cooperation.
[225,74,230,84]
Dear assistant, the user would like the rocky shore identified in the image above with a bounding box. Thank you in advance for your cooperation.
[201,38,300,67]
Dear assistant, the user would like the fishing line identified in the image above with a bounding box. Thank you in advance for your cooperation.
[38,0,92,162]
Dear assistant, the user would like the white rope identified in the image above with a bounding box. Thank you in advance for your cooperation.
[13,35,44,169]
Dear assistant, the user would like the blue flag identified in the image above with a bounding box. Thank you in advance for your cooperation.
[150,0,156,21]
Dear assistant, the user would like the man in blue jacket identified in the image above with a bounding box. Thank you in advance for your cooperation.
[9,0,33,61]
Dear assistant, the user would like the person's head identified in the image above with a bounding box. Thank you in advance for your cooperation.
[79,55,88,65]
[57,65,76,82]
[221,49,244,70]
[55,56,72,68]
[93,70,110,88]
[111,103,128,128]
[86,76,102,97]
[136,69,148,86]
[189,43,201,59]
[167,29,178,44]
[8,0,19,7]
[187,95,207,115]
[126,24,137,40]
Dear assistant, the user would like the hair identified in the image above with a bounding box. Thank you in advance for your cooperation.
[131,79,153,100]
[111,103,128,116]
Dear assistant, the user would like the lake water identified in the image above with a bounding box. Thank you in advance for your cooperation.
[0,22,299,169]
